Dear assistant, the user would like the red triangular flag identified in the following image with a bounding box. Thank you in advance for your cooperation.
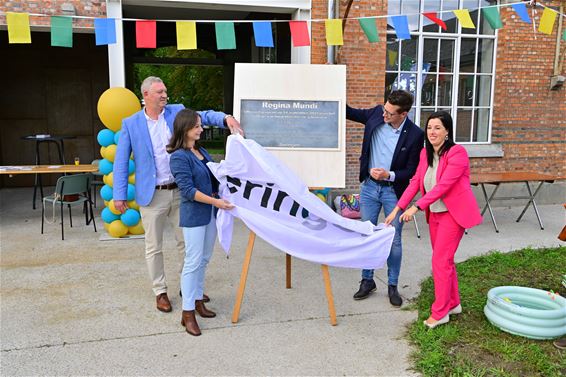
[423,12,447,31]
[289,21,310,47]
[136,20,156,48]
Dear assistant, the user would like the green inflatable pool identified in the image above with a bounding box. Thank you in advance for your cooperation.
[484,286,566,340]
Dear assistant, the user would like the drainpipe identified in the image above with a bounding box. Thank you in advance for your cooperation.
[550,1,565,90]
[327,0,336,64]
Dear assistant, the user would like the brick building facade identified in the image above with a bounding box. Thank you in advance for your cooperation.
[1,0,565,190]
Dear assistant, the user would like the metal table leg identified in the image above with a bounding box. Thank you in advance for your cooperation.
[516,181,545,230]
[480,183,500,233]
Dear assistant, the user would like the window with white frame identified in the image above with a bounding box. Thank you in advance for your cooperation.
[385,0,497,143]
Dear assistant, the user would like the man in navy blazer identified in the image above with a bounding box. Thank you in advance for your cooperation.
[346,90,424,307]
[113,76,243,313]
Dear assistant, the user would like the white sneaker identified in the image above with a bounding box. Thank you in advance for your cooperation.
[448,304,462,315]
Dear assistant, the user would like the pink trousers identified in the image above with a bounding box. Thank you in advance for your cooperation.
[429,211,465,320]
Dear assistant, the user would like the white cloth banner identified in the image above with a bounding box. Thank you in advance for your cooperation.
[208,135,395,269]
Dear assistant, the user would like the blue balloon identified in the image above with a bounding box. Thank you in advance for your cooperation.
[99,159,113,175]
[128,159,135,174]
[121,209,140,227]
[127,184,136,201]
[97,129,115,147]
[114,130,121,145]
[100,184,113,201]
[101,207,120,223]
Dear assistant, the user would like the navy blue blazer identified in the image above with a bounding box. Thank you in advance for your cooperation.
[169,147,218,228]
[347,104,424,199]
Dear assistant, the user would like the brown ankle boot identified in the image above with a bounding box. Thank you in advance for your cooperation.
[181,310,201,336]
[195,299,216,318]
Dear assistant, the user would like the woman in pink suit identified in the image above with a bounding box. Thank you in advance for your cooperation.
[385,111,482,328]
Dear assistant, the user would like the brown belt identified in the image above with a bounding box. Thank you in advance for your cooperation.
[155,182,178,190]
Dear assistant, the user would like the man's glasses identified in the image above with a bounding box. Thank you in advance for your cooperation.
[383,108,399,117]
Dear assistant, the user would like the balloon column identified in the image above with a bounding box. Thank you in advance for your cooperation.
[96,87,144,237]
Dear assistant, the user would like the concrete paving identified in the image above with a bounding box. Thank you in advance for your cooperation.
[1,187,564,376]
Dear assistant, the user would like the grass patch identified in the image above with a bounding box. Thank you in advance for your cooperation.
[409,246,566,377]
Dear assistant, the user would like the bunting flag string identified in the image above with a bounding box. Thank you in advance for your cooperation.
[2,1,565,49]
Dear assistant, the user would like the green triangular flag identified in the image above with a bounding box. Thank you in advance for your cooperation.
[51,16,73,47]
[563,29,566,41]
[481,7,503,30]
[215,22,236,50]
[358,18,379,43]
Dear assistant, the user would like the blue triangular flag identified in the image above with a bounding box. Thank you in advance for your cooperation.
[390,15,410,40]
[252,21,274,47]
[94,18,116,45]
[511,3,531,24]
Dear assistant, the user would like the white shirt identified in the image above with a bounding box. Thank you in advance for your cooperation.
[144,108,174,185]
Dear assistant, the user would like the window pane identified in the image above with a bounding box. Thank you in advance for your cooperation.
[423,39,439,72]
[385,72,399,101]
[400,37,419,71]
[423,0,441,33]
[421,73,437,106]
[386,35,399,70]
[438,74,453,106]
[402,0,421,31]
[476,75,492,106]
[460,38,476,73]
[474,108,490,142]
[462,0,480,35]
[395,73,417,95]
[456,108,473,142]
[387,0,401,29]
[458,75,474,106]
[442,0,459,34]
[420,109,435,129]
[479,0,497,35]
[439,39,455,72]
[477,39,494,73]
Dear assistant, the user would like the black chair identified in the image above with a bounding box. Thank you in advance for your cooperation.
[90,159,104,207]
[41,173,97,240]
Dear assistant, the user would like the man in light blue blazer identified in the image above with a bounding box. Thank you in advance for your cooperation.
[113,76,243,313]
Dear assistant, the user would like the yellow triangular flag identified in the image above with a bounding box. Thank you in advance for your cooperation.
[7,12,31,44]
[325,19,343,46]
[453,9,476,29]
[538,8,557,35]
[176,21,197,50]
[388,50,398,67]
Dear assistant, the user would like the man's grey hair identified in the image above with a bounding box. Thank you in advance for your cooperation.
[140,76,163,96]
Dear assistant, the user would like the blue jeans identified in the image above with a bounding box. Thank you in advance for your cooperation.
[181,209,217,311]
[359,179,404,286]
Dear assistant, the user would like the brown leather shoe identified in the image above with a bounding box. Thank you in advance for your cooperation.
[156,293,172,313]
[195,299,216,318]
[181,310,201,336]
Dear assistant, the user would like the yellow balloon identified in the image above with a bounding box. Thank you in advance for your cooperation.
[103,172,114,187]
[100,146,107,160]
[127,200,140,211]
[103,200,109,207]
[128,221,145,235]
[128,173,135,184]
[105,144,117,162]
[97,87,141,132]
[103,222,110,232]
[108,220,128,238]
[108,199,121,215]
[316,193,326,201]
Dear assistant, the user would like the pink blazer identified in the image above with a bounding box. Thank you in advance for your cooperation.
[397,145,482,229]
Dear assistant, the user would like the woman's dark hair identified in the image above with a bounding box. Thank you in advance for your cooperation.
[167,108,201,153]
[425,111,455,167]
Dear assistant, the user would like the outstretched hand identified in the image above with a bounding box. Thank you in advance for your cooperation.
[214,198,235,210]
[226,117,244,136]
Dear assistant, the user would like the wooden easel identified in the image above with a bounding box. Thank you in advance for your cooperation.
[231,230,338,326]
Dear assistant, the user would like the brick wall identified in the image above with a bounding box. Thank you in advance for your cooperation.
[482,1,566,176]
[0,0,106,28]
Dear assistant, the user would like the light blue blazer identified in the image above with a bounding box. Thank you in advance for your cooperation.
[113,104,226,206]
